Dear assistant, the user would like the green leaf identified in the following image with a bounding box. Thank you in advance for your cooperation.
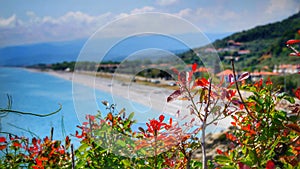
[116,140,126,147]
[211,105,221,114]
[128,112,134,120]
[214,155,231,164]
[78,143,89,152]
[221,166,236,169]
[277,92,295,103]
[118,108,126,115]
[284,95,295,103]
[121,159,131,167]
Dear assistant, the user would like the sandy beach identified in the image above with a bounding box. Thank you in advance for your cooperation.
[44,70,186,116]
[40,69,233,131]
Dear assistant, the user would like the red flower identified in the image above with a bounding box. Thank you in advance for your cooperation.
[145,115,172,137]
[266,160,275,169]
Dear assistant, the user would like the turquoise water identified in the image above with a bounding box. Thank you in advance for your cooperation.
[0,67,163,141]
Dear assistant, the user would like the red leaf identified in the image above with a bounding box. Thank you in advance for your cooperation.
[294,88,300,100]
[254,79,263,88]
[266,77,272,85]
[159,115,165,122]
[0,137,6,143]
[167,89,181,102]
[107,112,113,122]
[171,67,179,75]
[266,160,275,169]
[195,78,209,87]
[192,63,197,72]
[285,123,300,134]
[289,52,300,56]
[237,72,249,82]
[13,142,22,148]
[286,39,300,45]
[0,145,6,150]
[216,148,223,154]
[238,162,251,169]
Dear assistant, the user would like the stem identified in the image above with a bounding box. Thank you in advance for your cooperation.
[71,144,75,169]
[0,104,62,117]
[201,123,207,169]
[231,60,255,120]
[154,135,157,169]
[201,79,212,169]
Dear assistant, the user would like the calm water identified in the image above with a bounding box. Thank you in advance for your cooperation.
[0,67,163,141]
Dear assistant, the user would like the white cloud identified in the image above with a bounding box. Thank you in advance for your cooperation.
[176,8,192,18]
[174,7,243,32]
[264,0,300,20]
[156,0,179,6]
[0,14,17,28]
[0,11,113,46]
[266,0,299,14]
[131,6,155,14]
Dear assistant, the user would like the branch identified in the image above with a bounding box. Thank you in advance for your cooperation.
[231,60,255,120]
[0,104,62,117]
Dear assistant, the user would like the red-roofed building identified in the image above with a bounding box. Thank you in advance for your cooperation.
[216,69,236,82]
[250,71,279,81]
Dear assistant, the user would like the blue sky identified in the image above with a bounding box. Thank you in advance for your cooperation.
[0,0,299,47]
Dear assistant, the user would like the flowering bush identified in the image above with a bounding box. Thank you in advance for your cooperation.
[214,78,300,168]
[0,130,71,168]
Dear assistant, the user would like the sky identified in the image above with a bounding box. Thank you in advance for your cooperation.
[0,0,299,47]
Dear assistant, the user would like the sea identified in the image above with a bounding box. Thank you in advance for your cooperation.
[0,67,164,144]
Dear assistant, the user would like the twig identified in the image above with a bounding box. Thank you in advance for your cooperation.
[231,60,255,120]
[201,79,212,169]
[50,127,54,141]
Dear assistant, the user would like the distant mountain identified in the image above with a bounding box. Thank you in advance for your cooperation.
[0,39,86,66]
[0,32,230,66]
[210,11,300,70]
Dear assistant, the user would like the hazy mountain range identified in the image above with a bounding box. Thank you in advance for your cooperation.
[0,32,231,66]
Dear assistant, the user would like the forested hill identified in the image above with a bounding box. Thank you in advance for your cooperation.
[210,11,300,71]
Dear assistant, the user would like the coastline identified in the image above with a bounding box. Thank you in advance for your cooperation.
[33,69,233,131]
[32,69,187,117]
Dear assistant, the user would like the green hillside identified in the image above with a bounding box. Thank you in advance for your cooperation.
[211,11,300,71]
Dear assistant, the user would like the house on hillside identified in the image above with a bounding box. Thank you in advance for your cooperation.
[250,71,279,82]
[273,64,300,74]
[216,69,236,82]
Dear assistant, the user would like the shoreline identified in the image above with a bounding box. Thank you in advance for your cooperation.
[25,68,233,131]
[32,69,187,117]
